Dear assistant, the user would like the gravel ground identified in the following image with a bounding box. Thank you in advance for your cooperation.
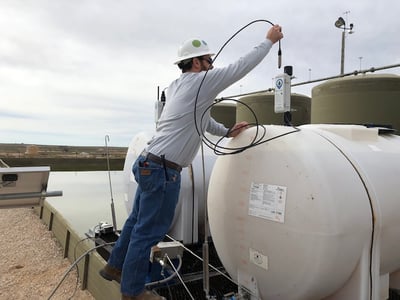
[0,208,95,300]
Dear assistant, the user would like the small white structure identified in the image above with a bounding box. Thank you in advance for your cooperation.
[0,166,62,208]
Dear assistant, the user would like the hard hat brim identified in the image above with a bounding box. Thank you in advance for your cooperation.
[174,52,215,65]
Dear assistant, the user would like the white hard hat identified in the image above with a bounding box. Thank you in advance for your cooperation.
[174,38,215,65]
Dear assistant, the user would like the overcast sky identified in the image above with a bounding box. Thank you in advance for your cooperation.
[1,0,399,147]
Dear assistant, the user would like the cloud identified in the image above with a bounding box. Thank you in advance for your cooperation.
[0,0,399,146]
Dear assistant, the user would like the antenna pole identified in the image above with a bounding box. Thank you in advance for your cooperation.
[105,135,118,232]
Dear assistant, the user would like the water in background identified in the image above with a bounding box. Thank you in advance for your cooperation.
[46,171,128,237]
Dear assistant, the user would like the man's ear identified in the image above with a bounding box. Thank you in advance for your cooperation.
[191,58,201,71]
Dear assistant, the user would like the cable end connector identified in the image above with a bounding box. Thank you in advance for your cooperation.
[150,241,183,263]
[278,48,282,69]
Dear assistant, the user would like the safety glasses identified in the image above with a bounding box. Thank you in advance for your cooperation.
[200,56,213,65]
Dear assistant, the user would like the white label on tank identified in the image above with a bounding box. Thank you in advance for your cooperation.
[249,248,268,270]
[248,183,287,223]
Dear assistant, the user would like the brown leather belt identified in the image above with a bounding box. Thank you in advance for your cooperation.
[141,151,182,172]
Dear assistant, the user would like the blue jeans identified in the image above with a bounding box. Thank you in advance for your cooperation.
[107,155,181,296]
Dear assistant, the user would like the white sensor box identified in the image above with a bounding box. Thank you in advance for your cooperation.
[274,73,291,113]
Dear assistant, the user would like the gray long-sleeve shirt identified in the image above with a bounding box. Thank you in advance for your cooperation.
[146,39,273,167]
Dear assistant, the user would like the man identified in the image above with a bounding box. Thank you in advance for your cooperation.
[100,24,283,300]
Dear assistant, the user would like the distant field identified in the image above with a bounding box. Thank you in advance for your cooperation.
[3,157,125,171]
[0,143,127,171]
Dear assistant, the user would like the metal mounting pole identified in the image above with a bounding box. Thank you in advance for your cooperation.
[340,30,346,75]
[105,135,118,233]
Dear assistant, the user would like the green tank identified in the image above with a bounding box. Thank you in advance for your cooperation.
[236,92,311,126]
[311,74,400,133]
[210,102,237,128]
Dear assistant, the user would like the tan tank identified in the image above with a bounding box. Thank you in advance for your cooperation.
[25,145,39,157]
[210,101,236,128]
[236,92,311,126]
[311,74,400,133]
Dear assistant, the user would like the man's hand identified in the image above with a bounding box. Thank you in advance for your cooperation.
[267,24,283,44]
[227,121,249,138]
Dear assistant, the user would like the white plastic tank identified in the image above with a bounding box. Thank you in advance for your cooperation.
[207,124,400,300]
[123,132,221,244]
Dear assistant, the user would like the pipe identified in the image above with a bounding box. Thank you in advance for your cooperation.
[216,63,400,100]
[0,190,62,200]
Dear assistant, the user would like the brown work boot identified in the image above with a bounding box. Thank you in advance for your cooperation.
[121,290,166,300]
[99,264,121,283]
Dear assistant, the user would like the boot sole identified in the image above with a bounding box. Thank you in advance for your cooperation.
[99,269,121,283]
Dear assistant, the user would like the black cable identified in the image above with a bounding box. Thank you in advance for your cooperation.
[194,19,276,137]
[200,96,300,155]
[68,237,92,300]
[47,241,116,300]
[200,97,265,155]
[50,238,183,300]
[192,19,294,156]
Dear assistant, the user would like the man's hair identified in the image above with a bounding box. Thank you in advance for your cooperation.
[177,58,193,73]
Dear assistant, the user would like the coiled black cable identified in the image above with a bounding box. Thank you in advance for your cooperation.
[193,19,299,155]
